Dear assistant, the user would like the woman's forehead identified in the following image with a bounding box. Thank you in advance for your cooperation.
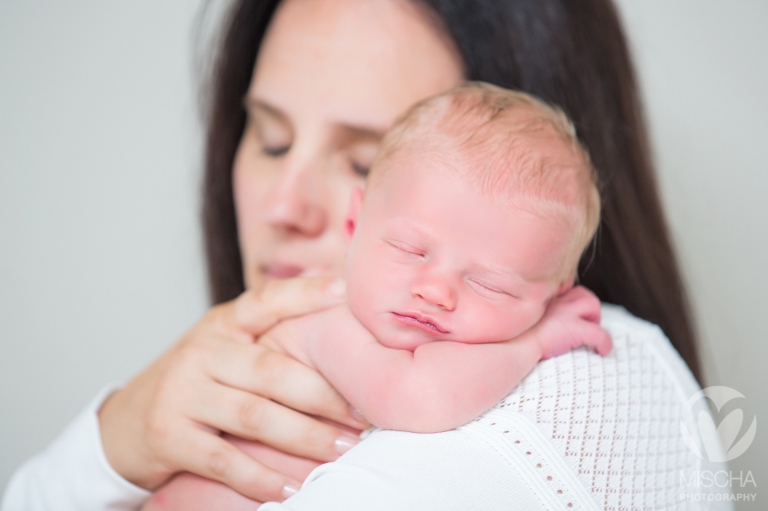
[251,0,462,132]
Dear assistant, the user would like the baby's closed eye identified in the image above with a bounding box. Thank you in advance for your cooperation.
[384,239,425,258]
[467,278,519,299]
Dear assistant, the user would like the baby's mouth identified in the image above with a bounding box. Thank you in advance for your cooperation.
[391,311,449,334]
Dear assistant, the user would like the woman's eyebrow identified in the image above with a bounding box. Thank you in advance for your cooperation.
[242,96,287,120]
[335,123,388,141]
[244,96,386,141]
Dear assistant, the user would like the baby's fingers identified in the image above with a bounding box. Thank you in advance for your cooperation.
[539,320,612,359]
[560,286,601,323]
[580,322,613,356]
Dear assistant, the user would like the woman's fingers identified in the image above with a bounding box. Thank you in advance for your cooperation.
[228,276,346,336]
[174,426,301,502]
[99,276,357,495]
[188,381,361,463]
[142,472,265,511]
[204,339,368,430]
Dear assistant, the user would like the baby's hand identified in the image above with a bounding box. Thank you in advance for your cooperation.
[533,286,612,359]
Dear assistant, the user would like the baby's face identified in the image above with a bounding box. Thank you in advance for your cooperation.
[345,151,575,351]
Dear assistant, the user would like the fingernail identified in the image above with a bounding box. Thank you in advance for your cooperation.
[349,405,367,424]
[327,278,346,298]
[334,434,360,455]
[282,482,300,500]
[302,266,328,277]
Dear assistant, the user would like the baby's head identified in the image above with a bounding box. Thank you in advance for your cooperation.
[345,82,600,351]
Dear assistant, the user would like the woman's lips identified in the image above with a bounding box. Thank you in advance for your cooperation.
[391,311,449,335]
[261,263,304,280]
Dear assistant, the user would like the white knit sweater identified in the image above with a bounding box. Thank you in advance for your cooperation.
[2,305,733,511]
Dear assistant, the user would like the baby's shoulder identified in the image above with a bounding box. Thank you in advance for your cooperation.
[462,304,720,508]
[498,304,699,408]
[484,303,700,417]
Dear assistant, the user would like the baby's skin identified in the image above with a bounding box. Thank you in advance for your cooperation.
[143,88,611,509]
[143,146,610,510]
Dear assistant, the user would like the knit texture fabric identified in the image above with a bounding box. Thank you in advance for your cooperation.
[258,305,733,511]
[471,305,731,510]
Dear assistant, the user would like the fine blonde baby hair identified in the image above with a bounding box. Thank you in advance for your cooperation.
[370,81,601,281]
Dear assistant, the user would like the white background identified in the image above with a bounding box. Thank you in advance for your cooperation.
[1,1,765,508]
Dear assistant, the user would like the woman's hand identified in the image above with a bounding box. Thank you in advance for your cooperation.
[533,285,613,359]
[141,435,326,511]
[98,276,369,503]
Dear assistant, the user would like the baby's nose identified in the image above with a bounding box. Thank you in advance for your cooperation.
[411,281,457,311]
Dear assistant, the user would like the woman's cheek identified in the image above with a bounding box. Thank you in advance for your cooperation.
[233,154,275,222]
[233,154,280,288]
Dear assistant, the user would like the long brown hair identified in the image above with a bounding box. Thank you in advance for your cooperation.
[200,0,702,382]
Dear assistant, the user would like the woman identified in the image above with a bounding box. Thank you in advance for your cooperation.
[2,0,727,509]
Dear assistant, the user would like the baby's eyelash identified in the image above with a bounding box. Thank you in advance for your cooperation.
[469,279,519,298]
[472,280,504,293]
[386,240,424,256]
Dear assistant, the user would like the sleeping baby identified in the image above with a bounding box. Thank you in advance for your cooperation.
[143,82,611,509]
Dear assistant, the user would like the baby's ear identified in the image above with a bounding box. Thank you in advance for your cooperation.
[556,278,575,296]
[345,187,364,243]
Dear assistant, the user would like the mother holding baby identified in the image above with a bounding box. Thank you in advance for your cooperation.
[3,0,731,510]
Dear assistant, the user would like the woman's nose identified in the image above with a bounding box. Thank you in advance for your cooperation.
[411,279,457,311]
[262,163,327,237]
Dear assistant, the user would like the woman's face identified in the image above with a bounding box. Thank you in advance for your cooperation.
[233,0,463,290]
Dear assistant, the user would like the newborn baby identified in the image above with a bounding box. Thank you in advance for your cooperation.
[143,82,611,509]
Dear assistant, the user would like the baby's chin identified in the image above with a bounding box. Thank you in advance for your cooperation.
[367,322,438,352]
[365,315,528,351]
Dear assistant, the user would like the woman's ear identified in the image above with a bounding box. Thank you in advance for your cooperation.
[345,187,364,243]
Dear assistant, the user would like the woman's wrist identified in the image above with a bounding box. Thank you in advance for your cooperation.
[98,374,170,490]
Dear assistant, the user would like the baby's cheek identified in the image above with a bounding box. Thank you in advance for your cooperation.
[462,300,547,343]
[346,272,381,333]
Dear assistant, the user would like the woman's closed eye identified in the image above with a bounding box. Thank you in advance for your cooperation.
[346,140,378,177]
[242,98,294,158]
[349,160,370,177]
[262,144,291,157]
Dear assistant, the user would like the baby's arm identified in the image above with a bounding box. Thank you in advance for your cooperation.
[272,286,610,433]
[311,312,544,432]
